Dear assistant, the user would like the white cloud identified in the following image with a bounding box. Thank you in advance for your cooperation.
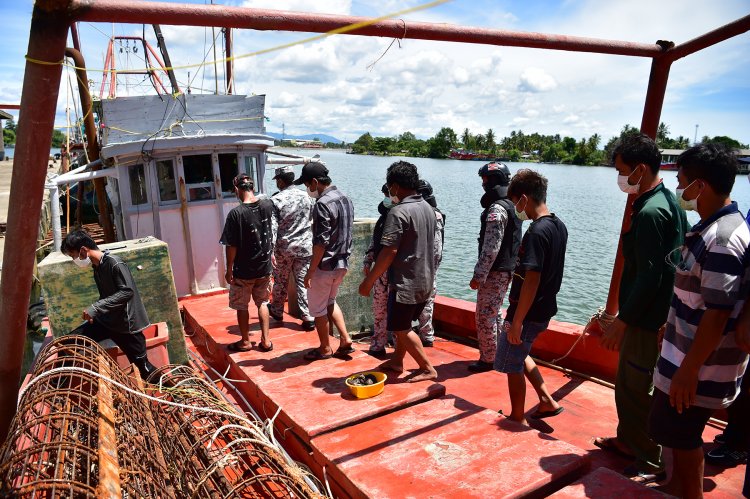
[517,67,557,93]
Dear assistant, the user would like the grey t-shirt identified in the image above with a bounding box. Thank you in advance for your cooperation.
[381,194,436,304]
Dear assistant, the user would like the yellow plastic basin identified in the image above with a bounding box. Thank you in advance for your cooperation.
[345,371,387,399]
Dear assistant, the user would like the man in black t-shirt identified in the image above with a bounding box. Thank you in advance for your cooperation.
[495,169,567,426]
[220,174,275,353]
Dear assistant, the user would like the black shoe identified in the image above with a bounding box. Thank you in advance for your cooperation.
[135,358,157,380]
[467,361,494,373]
[269,309,283,322]
[301,320,316,331]
[421,338,433,348]
[706,445,748,467]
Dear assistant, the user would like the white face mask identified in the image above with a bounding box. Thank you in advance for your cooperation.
[73,252,92,268]
[617,167,642,194]
[676,181,699,211]
[306,183,320,199]
[514,197,529,221]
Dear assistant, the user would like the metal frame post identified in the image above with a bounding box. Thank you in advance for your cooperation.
[0,0,71,445]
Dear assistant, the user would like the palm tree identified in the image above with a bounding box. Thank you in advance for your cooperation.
[462,128,472,149]
[485,129,496,154]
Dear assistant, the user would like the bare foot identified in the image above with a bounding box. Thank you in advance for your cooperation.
[378,361,404,374]
[507,414,530,427]
[408,367,438,383]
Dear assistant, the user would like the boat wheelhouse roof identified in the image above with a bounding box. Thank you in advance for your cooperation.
[100,94,274,159]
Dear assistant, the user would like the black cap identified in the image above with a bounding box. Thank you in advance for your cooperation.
[293,162,329,185]
[272,165,294,180]
[478,162,511,185]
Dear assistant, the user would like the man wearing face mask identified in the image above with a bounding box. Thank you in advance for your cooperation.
[61,230,156,379]
[495,169,566,424]
[359,161,438,382]
[596,134,687,484]
[469,162,521,373]
[294,162,355,360]
[364,184,394,358]
[649,143,750,498]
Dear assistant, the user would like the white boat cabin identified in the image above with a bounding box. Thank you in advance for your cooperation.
[99,94,274,296]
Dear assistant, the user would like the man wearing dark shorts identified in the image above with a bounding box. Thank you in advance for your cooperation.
[495,169,567,425]
[220,174,274,353]
[359,161,437,382]
[61,230,156,379]
[649,144,750,498]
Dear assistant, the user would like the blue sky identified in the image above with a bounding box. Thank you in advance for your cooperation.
[1,0,749,144]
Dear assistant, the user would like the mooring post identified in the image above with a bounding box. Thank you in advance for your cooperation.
[0,0,71,445]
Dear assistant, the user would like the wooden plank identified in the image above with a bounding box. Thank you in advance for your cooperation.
[96,358,122,498]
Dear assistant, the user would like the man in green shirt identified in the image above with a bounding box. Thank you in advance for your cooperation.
[596,134,687,483]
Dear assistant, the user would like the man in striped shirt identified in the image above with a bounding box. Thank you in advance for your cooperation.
[649,143,750,498]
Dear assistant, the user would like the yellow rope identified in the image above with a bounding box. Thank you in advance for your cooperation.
[25,0,451,73]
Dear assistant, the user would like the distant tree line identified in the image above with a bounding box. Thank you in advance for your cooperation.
[3,119,67,148]
[351,122,748,165]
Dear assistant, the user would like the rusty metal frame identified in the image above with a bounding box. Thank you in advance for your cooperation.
[2,0,749,444]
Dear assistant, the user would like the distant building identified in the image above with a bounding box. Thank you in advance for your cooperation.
[660,148,749,173]
[0,110,13,161]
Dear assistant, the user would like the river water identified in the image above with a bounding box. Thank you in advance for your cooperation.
[271,148,750,326]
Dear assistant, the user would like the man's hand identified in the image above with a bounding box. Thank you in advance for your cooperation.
[507,321,522,345]
[359,278,374,297]
[363,264,371,276]
[271,253,277,267]
[469,278,481,290]
[83,309,93,323]
[600,317,627,352]
[304,270,313,289]
[669,364,699,414]
[225,270,234,285]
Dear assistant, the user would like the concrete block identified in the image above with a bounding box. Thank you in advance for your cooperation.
[38,237,187,363]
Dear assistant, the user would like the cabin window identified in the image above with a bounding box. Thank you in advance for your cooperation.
[244,155,260,194]
[156,159,178,204]
[219,153,239,198]
[182,154,215,202]
[128,164,148,206]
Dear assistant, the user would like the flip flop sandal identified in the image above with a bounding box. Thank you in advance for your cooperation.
[333,345,355,358]
[257,341,274,352]
[530,407,564,419]
[227,341,253,352]
[304,349,332,361]
[593,437,636,459]
[623,465,667,485]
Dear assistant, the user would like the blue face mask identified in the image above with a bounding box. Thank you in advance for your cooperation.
[382,196,394,209]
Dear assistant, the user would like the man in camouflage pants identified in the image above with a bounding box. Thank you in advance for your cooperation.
[468,162,521,372]
[416,180,445,348]
[268,166,315,331]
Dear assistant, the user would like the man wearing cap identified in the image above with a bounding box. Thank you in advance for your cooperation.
[268,165,315,331]
[220,174,275,353]
[469,162,522,372]
[294,162,356,360]
[415,179,445,348]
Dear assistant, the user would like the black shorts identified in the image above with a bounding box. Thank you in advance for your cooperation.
[71,321,148,363]
[648,388,713,450]
[386,291,426,332]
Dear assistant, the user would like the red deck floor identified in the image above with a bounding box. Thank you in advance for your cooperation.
[182,292,747,498]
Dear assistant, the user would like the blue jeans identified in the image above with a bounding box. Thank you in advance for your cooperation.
[494,320,549,374]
